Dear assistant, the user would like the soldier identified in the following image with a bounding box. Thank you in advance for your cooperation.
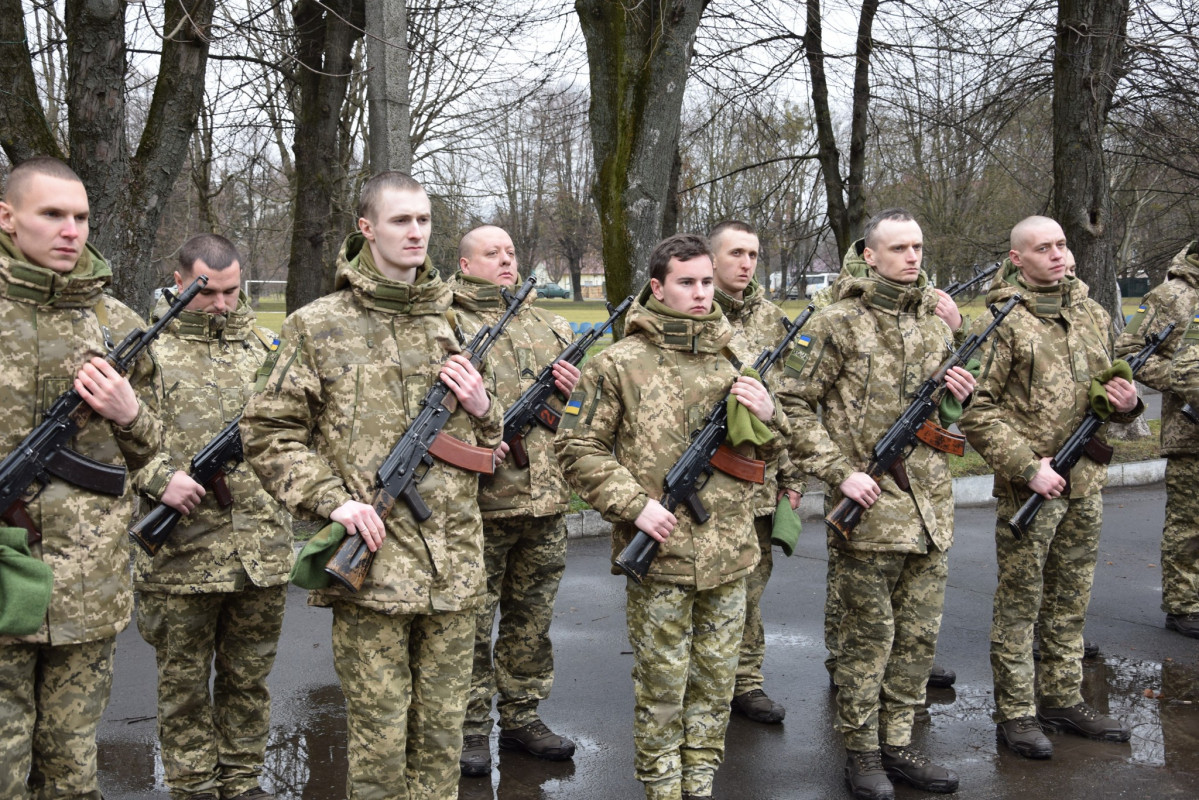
[1115,242,1199,639]
[556,233,788,800]
[240,172,504,799]
[777,209,972,799]
[131,234,293,800]
[452,225,580,775]
[959,216,1140,760]
[0,157,161,797]
[707,220,802,724]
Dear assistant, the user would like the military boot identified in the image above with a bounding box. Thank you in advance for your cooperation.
[880,744,959,793]
[460,734,492,776]
[1037,702,1130,742]
[1166,613,1199,639]
[926,664,956,689]
[996,716,1052,759]
[731,688,786,723]
[844,749,894,800]
[498,719,576,760]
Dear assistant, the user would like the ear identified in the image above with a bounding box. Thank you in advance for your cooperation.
[862,245,877,267]
[0,201,14,235]
[358,216,374,241]
[459,257,471,274]
[173,270,185,292]
[1008,249,1021,268]
[650,277,665,302]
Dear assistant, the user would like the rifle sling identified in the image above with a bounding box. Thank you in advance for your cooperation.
[428,431,495,474]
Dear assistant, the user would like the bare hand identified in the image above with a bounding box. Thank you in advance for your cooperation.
[634,498,677,543]
[553,360,581,396]
[331,500,387,552]
[933,289,963,332]
[441,354,491,417]
[493,440,510,466]
[1102,376,1138,413]
[76,357,139,427]
[729,376,775,422]
[943,365,976,403]
[161,471,206,515]
[778,488,801,510]
[1028,456,1067,500]
[840,471,880,508]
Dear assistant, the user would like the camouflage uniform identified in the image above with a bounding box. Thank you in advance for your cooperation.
[131,295,293,798]
[714,279,804,695]
[240,234,503,800]
[958,262,1142,723]
[0,237,160,799]
[555,287,788,800]
[1115,245,1199,617]
[447,274,575,736]
[775,265,955,753]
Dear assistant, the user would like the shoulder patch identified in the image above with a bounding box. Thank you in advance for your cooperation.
[1124,304,1148,336]
[558,389,588,430]
[1185,311,1199,341]
[783,334,813,377]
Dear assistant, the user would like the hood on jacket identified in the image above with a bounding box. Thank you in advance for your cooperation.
[837,261,938,317]
[333,232,452,316]
[714,277,765,319]
[1166,243,1199,286]
[0,231,111,308]
[447,270,534,315]
[625,281,733,354]
[150,289,256,341]
[986,256,1089,315]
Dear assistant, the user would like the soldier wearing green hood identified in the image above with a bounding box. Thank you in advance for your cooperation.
[241,172,504,799]
[0,157,161,798]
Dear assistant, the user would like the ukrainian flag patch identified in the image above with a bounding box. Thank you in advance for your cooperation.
[271,337,280,351]
[560,389,588,430]
[565,397,583,416]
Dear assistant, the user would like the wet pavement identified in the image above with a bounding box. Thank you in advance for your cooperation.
[98,482,1199,799]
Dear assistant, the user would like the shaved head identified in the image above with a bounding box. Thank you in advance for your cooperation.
[458,225,507,260]
[1010,216,1060,252]
[3,157,82,205]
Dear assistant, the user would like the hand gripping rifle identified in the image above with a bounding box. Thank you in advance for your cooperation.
[128,414,243,556]
[1005,322,1175,539]
[825,294,1022,540]
[943,262,1000,299]
[0,276,209,544]
[613,304,816,583]
[324,275,536,592]
[502,295,633,468]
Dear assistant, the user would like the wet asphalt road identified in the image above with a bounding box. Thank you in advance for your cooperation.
[98,482,1199,799]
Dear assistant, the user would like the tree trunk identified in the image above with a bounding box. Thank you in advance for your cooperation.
[0,1,62,163]
[576,0,709,310]
[366,0,412,173]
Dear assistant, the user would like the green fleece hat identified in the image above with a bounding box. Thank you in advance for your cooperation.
[289,522,348,590]
[1089,360,1135,419]
[0,527,53,636]
[726,366,774,447]
[771,497,802,557]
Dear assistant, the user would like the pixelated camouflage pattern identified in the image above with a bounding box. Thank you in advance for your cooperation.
[464,514,567,734]
[776,267,958,553]
[0,637,115,799]
[0,237,160,647]
[735,515,774,693]
[136,585,286,797]
[555,284,789,589]
[959,260,1137,503]
[626,577,745,800]
[332,600,474,800]
[133,295,292,592]
[447,273,574,518]
[1115,245,1199,456]
[240,233,503,615]
[990,493,1103,722]
[830,546,947,750]
[1161,456,1199,615]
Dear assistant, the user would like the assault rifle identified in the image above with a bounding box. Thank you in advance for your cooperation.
[825,294,1021,540]
[128,415,243,556]
[502,295,633,468]
[1006,322,1175,539]
[614,304,816,583]
[0,277,208,543]
[324,275,536,591]
[943,262,1001,299]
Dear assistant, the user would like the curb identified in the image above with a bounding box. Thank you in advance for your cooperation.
[564,458,1168,537]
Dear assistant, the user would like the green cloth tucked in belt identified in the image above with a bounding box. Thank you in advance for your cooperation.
[726,366,774,447]
[0,526,53,636]
[770,496,802,557]
[1089,359,1134,419]
[937,358,982,427]
[289,522,347,589]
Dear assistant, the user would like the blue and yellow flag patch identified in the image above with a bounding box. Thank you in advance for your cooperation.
[565,397,583,416]
[784,335,813,377]
[560,389,588,430]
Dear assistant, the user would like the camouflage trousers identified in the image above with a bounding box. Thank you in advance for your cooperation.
[734,515,775,695]
[824,547,846,678]
[0,637,116,800]
[991,493,1102,722]
[829,544,948,752]
[626,576,746,800]
[332,600,473,800]
[136,584,287,799]
[465,513,567,735]
[1162,456,1199,615]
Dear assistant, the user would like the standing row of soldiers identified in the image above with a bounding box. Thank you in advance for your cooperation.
[2,157,1197,800]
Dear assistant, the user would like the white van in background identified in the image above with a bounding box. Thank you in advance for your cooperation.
[803,272,838,299]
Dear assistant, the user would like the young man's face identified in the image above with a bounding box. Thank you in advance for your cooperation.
[459,227,518,286]
[175,259,242,315]
[0,174,90,274]
[651,255,715,316]
[864,218,924,284]
[1012,221,1068,287]
[358,187,432,275]
[711,229,759,298]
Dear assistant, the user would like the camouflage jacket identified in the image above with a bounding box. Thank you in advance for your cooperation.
[1167,312,1199,411]
[0,236,160,645]
[1115,245,1199,456]
[131,294,293,593]
[555,286,789,589]
[714,279,805,515]
[240,234,504,615]
[777,268,957,553]
[448,273,574,520]
[959,260,1141,502]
